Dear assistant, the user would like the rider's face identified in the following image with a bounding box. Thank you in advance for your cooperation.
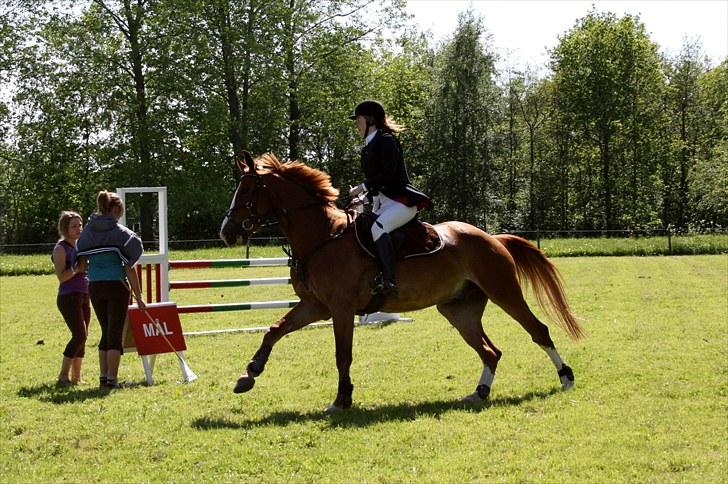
[355,115,368,137]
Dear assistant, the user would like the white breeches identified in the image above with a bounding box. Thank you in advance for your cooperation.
[371,193,417,241]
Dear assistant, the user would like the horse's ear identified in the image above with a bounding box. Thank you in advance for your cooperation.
[243,150,256,174]
[235,155,247,174]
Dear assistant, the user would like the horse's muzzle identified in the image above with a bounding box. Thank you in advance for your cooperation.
[219,219,247,247]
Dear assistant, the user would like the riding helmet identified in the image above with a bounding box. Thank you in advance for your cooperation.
[349,100,386,122]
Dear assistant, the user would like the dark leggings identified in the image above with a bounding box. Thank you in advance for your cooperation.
[57,293,91,358]
[89,280,130,353]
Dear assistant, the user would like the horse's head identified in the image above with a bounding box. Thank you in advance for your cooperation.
[219,151,275,246]
[220,151,341,246]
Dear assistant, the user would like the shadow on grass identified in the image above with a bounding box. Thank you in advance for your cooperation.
[191,387,561,430]
[17,381,146,404]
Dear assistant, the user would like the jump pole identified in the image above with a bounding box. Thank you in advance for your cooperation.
[160,259,410,329]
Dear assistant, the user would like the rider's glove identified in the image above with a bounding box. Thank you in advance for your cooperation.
[349,183,366,198]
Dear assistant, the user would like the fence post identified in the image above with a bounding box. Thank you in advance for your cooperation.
[667,228,672,254]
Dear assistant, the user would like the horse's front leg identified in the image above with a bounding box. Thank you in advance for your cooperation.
[234,299,329,394]
[325,309,357,412]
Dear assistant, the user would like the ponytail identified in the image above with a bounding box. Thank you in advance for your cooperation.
[96,190,124,216]
[378,116,405,135]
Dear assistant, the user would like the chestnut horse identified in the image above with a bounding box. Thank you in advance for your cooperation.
[220,152,584,411]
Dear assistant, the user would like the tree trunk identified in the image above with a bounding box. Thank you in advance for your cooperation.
[601,135,613,230]
[285,0,300,162]
[678,104,689,228]
[124,0,154,243]
[217,3,245,168]
[240,0,255,149]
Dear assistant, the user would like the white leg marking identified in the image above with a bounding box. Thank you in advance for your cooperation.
[540,345,564,370]
[540,345,573,389]
[479,366,494,387]
[462,366,493,402]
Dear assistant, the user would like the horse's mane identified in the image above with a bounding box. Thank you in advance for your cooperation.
[255,153,339,203]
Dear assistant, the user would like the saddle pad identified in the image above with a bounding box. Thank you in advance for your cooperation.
[354,212,444,260]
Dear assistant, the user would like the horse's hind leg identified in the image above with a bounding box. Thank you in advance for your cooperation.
[489,290,574,390]
[437,282,500,401]
[233,299,330,394]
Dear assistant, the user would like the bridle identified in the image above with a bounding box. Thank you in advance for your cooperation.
[224,172,267,239]
[224,163,355,285]
[225,170,333,238]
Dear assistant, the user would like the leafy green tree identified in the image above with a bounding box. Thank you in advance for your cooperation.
[551,10,666,230]
[274,0,406,162]
[663,40,707,228]
[690,60,728,228]
[1,2,106,243]
[3,1,725,247]
[422,10,500,229]
[513,68,550,229]
[374,30,436,205]
[0,2,20,243]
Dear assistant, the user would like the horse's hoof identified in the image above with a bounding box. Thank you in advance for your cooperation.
[324,403,345,413]
[558,364,575,390]
[233,375,255,394]
[462,383,490,402]
[461,392,486,403]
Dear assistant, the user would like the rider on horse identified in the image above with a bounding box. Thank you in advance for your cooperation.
[348,100,430,297]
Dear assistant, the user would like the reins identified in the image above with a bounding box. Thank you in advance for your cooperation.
[282,209,353,285]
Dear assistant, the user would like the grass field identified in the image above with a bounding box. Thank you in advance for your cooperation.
[1,255,726,482]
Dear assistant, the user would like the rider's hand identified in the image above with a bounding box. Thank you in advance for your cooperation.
[349,183,366,198]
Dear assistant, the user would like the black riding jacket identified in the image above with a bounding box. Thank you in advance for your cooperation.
[360,130,430,210]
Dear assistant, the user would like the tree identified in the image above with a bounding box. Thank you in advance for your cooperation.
[551,10,666,230]
[663,39,712,229]
[690,60,728,228]
[1,2,108,243]
[91,0,158,242]
[513,68,550,228]
[423,10,499,229]
[275,0,406,162]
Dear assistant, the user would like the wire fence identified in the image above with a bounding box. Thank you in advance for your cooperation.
[2,229,727,256]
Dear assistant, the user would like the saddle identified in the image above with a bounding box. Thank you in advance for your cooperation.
[353,211,444,260]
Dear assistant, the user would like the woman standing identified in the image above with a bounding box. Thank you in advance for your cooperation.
[52,211,90,385]
[348,100,431,297]
[77,191,146,389]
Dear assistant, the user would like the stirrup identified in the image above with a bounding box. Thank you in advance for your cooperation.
[371,276,398,297]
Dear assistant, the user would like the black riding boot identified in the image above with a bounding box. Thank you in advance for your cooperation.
[373,232,398,297]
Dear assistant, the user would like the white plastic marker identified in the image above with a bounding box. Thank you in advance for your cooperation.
[142,308,198,383]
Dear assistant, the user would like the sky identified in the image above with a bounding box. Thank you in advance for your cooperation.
[405,0,728,68]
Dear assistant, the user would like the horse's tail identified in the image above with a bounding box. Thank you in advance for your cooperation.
[494,234,585,341]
